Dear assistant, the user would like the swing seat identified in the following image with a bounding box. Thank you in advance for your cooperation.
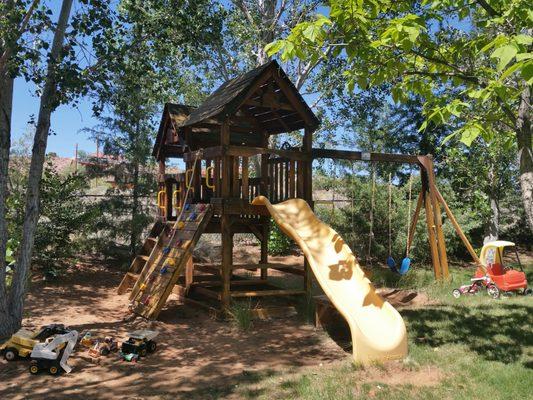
[399,257,411,275]
[386,256,398,273]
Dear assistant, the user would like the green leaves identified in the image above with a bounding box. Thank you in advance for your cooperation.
[491,44,518,71]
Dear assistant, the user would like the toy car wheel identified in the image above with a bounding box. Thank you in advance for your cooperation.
[101,348,110,356]
[29,362,39,375]
[49,365,60,375]
[452,289,461,298]
[524,288,532,296]
[4,347,17,361]
[139,348,147,357]
[487,285,500,299]
[147,341,157,353]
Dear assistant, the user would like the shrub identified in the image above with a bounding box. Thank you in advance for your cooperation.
[7,161,99,276]
[268,220,293,256]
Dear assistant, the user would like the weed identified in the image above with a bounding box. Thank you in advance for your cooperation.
[228,299,254,331]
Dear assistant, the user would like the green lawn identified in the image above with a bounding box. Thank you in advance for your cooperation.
[228,265,533,399]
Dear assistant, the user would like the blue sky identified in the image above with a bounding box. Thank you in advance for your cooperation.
[12,77,99,157]
[11,0,101,158]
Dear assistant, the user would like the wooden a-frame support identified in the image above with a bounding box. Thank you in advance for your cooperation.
[402,155,483,279]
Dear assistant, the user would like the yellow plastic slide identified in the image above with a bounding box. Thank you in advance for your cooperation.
[252,196,408,363]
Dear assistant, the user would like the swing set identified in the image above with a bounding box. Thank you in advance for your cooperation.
[309,150,487,280]
[315,161,417,275]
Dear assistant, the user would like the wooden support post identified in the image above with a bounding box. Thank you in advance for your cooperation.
[193,158,201,202]
[221,121,231,198]
[421,168,442,280]
[435,187,483,268]
[158,158,165,182]
[220,119,232,310]
[232,156,240,197]
[303,127,314,297]
[289,159,296,198]
[406,190,424,252]
[260,220,269,280]
[185,256,194,293]
[297,160,304,198]
[242,156,249,202]
[214,158,221,196]
[165,179,173,220]
[260,133,269,196]
[426,159,449,279]
[221,215,233,310]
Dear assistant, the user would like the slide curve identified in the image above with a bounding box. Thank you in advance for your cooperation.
[252,196,408,363]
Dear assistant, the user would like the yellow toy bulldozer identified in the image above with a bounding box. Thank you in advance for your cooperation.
[0,324,70,361]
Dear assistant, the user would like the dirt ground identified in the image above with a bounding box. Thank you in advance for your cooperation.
[0,249,435,400]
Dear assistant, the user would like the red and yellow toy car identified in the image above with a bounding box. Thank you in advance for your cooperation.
[474,241,530,298]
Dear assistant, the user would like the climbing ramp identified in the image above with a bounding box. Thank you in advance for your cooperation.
[117,221,166,295]
[127,204,212,320]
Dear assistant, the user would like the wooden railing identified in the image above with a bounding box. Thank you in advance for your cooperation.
[162,147,308,219]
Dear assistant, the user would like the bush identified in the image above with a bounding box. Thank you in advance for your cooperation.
[268,220,293,256]
[7,161,99,276]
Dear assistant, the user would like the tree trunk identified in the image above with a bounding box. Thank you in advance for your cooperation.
[484,197,499,244]
[516,85,533,234]
[5,0,73,337]
[0,74,13,340]
[483,164,499,244]
[256,0,276,65]
[130,161,140,258]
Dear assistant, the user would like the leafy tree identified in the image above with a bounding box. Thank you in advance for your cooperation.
[83,0,226,257]
[268,0,533,233]
[0,0,113,339]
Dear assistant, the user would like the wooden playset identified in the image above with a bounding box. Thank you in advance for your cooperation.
[117,60,483,322]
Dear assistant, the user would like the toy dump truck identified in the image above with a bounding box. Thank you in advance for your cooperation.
[1,324,70,361]
[120,330,158,359]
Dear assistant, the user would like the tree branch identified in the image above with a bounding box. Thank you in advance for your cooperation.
[404,70,479,84]
[475,0,501,17]
[0,0,41,77]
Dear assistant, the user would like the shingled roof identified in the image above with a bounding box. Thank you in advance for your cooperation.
[178,60,319,133]
[153,61,320,160]
[152,103,195,158]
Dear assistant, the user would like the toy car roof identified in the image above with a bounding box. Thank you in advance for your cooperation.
[483,240,515,249]
[127,329,158,341]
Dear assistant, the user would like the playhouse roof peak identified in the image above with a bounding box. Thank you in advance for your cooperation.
[178,60,319,133]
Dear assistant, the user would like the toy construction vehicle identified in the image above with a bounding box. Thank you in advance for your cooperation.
[88,336,119,360]
[79,331,95,348]
[120,330,158,360]
[29,330,79,375]
[0,324,70,361]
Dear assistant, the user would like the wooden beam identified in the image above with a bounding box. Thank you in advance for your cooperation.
[244,98,294,111]
[241,156,249,201]
[183,146,223,162]
[420,156,449,279]
[434,187,483,269]
[225,145,309,161]
[312,148,420,164]
[303,127,313,297]
[230,289,306,298]
[421,171,442,280]
[406,190,424,253]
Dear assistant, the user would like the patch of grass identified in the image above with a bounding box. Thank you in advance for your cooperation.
[214,263,533,399]
[228,299,254,331]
